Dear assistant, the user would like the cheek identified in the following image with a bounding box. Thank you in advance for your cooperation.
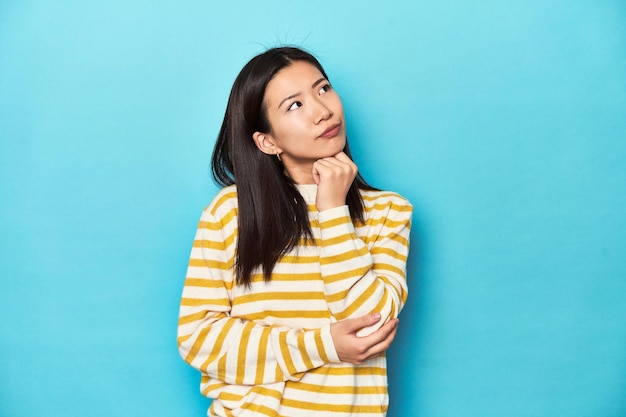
[285,115,311,135]
[271,117,311,149]
[330,95,344,115]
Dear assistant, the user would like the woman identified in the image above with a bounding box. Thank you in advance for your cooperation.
[177,47,412,417]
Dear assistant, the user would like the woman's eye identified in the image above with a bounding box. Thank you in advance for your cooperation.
[288,101,302,111]
[319,84,332,94]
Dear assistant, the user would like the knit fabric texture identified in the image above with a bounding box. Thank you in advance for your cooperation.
[178,184,412,417]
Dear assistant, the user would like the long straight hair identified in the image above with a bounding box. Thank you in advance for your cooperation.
[211,47,376,287]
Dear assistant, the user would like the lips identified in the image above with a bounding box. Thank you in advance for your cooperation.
[318,123,342,138]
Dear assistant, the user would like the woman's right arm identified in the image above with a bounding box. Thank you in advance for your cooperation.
[177,194,340,385]
[177,191,397,383]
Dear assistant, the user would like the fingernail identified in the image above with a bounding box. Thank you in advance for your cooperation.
[372,313,381,320]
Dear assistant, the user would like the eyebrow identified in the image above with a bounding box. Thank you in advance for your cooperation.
[278,77,328,109]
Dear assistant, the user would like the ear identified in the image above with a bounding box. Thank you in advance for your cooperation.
[252,132,282,156]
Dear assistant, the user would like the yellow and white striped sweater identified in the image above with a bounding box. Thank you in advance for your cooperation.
[177,184,412,417]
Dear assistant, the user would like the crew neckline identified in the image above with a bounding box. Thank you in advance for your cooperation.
[296,183,317,204]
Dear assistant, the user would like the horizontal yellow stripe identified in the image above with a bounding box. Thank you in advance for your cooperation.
[198,207,236,230]
[377,272,402,285]
[279,254,320,264]
[361,191,403,201]
[371,246,408,261]
[180,297,230,307]
[384,232,410,248]
[192,228,235,249]
[233,291,325,306]
[248,272,321,283]
[322,265,371,284]
[250,385,284,399]
[320,245,369,265]
[217,384,283,403]
[359,235,377,245]
[322,233,355,247]
[325,280,376,304]
[188,258,232,269]
[200,378,227,396]
[178,310,208,326]
[364,201,412,213]
[183,278,224,288]
[297,236,320,246]
[372,262,405,277]
[282,397,387,413]
[193,239,223,250]
[241,402,281,417]
[238,310,330,321]
[208,191,238,215]
[307,364,387,377]
[287,381,388,395]
[197,220,224,231]
[306,365,387,378]
[361,216,409,229]
[214,391,244,402]
[359,232,409,249]
[319,215,351,229]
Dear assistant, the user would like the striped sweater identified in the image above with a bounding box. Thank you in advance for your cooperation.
[177,184,412,417]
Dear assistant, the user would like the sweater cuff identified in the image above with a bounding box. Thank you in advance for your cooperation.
[313,324,340,364]
[317,205,351,224]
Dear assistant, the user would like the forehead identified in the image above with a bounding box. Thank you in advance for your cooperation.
[264,61,325,102]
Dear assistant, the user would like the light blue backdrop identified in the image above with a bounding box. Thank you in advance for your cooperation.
[1,1,625,416]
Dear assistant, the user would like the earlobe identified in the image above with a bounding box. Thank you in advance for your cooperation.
[252,131,281,155]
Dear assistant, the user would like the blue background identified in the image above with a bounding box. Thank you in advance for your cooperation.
[1,1,625,416]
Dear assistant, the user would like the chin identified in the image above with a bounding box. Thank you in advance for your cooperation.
[331,137,347,153]
[322,145,346,158]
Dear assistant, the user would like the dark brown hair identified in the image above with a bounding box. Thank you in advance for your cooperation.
[211,46,376,287]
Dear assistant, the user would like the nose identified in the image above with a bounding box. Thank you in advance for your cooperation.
[314,100,333,124]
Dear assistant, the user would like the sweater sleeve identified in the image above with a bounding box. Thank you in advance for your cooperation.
[318,193,412,336]
[177,193,339,386]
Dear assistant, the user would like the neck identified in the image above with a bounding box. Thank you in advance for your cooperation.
[282,161,316,184]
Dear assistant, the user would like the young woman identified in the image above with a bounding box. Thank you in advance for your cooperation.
[177,47,413,417]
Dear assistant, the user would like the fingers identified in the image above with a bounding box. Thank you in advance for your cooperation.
[313,152,358,211]
[314,153,357,175]
[330,313,380,338]
[349,319,399,365]
[342,313,382,333]
[311,158,349,185]
[332,151,355,165]
[362,319,399,358]
[330,316,399,365]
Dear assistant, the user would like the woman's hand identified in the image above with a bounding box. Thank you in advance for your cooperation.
[312,151,358,212]
[329,313,399,364]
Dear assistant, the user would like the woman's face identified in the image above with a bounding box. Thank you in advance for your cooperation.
[256,60,346,178]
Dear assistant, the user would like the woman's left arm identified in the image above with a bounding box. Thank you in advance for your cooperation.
[318,194,413,336]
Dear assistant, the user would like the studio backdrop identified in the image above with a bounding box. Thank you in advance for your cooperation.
[1,1,625,416]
